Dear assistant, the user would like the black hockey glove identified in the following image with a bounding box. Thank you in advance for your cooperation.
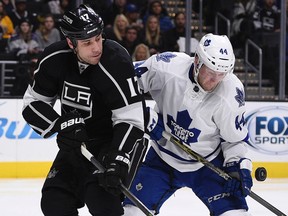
[97,151,130,196]
[54,111,88,152]
[223,158,253,197]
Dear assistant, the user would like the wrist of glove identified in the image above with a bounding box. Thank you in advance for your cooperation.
[54,111,88,151]
[146,107,164,141]
[97,151,130,195]
[223,158,253,197]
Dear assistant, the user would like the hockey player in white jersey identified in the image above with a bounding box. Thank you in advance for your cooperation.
[123,33,253,216]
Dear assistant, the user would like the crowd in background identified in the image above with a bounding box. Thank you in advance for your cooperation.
[0,0,286,96]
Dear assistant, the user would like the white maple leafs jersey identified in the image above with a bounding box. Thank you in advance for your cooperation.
[135,52,250,172]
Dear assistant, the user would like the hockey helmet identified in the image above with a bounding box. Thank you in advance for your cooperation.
[60,4,104,40]
[195,33,235,74]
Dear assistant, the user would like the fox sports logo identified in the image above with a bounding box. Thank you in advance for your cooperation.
[245,106,288,155]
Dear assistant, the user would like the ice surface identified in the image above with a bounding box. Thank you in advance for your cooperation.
[0,178,287,216]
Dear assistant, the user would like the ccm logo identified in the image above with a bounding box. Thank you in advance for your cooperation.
[60,118,84,130]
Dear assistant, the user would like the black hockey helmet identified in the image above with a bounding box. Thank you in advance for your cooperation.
[60,4,104,40]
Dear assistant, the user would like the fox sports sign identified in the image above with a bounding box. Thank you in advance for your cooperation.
[245,106,288,155]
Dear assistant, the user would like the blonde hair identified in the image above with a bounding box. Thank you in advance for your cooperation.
[145,15,160,46]
[132,43,150,61]
[113,14,129,41]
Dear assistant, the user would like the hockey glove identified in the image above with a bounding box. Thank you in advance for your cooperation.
[54,111,88,151]
[97,151,130,195]
[223,158,253,197]
[146,107,164,141]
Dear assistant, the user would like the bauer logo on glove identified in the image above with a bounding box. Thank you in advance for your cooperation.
[60,117,85,130]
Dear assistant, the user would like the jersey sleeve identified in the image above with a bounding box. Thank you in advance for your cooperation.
[214,76,250,164]
[134,54,166,94]
[98,41,146,155]
[22,50,62,138]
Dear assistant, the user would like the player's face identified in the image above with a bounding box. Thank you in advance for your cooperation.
[198,65,227,92]
[75,34,103,65]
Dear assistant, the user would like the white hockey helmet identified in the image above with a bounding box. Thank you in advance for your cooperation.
[195,33,235,75]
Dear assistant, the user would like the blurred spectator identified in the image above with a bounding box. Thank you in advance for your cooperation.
[7,18,38,96]
[230,0,259,57]
[1,0,14,14]
[8,0,39,32]
[45,0,62,15]
[104,13,129,43]
[131,42,151,98]
[0,1,15,42]
[162,12,195,52]
[132,43,150,61]
[192,0,234,28]
[83,0,111,14]
[142,0,174,33]
[53,0,76,12]
[100,0,127,27]
[7,18,40,59]
[26,0,49,16]
[143,14,164,55]
[127,0,148,17]
[0,2,14,53]
[35,13,61,51]
[124,3,144,33]
[121,25,141,55]
[249,0,281,92]
[258,0,280,32]
[41,0,71,33]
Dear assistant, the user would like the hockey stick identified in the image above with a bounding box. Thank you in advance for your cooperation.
[80,144,154,216]
[161,131,287,216]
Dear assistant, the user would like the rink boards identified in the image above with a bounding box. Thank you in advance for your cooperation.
[0,99,288,178]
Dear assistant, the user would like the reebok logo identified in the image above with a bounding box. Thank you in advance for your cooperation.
[60,118,84,130]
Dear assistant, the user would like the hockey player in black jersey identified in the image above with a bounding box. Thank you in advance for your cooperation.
[22,4,147,216]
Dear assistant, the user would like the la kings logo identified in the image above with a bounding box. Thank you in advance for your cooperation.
[61,81,92,120]
[167,110,201,145]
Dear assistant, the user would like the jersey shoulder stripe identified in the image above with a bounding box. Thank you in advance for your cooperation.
[34,49,72,74]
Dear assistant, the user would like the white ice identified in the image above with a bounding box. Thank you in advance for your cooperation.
[0,178,287,216]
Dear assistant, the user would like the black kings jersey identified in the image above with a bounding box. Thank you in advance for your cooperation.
[22,39,145,154]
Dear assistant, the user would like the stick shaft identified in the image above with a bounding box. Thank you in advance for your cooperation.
[80,145,154,216]
[162,131,287,216]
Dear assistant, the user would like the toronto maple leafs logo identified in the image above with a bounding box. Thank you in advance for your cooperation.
[156,52,177,62]
[204,39,211,46]
[235,87,245,107]
[166,110,201,145]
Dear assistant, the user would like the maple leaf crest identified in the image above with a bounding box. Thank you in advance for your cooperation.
[166,110,201,145]
[235,87,245,107]
[156,52,177,62]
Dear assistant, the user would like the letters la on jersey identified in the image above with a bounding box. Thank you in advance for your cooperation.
[61,81,93,120]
